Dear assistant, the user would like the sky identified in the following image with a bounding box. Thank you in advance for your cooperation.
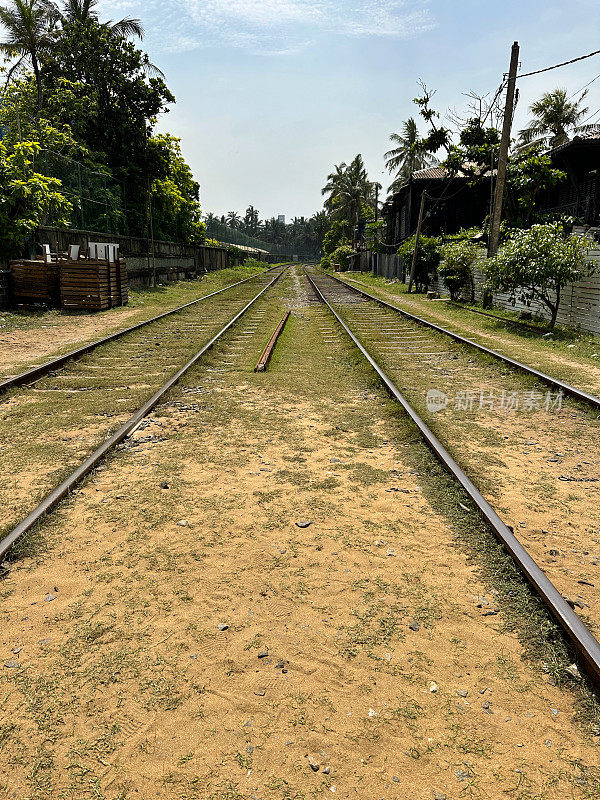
[96,0,600,220]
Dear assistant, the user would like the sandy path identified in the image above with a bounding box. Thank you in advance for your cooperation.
[0,271,598,799]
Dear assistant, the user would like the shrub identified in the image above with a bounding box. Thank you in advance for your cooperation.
[330,244,356,272]
[438,241,481,301]
[397,234,441,291]
[485,223,594,328]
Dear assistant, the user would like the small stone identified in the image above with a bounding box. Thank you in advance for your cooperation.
[428,681,438,693]
[44,594,56,602]
[296,520,312,528]
[177,519,189,527]
[285,740,293,746]
[323,766,331,775]
[455,769,472,782]
[434,794,447,800]
[246,745,254,754]
[409,621,420,632]
[243,720,252,728]
[307,755,320,772]
[386,548,396,557]
[392,775,400,783]
[456,690,468,698]
[218,623,229,631]
[258,650,269,659]
[4,661,20,669]
[160,481,170,489]
[565,663,581,679]
[275,660,285,669]
[549,549,560,556]
[254,689,266,696]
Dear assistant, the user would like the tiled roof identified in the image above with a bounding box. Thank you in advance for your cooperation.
[412,166,446,180]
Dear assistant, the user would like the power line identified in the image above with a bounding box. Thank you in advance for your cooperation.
[567,73,600,100]
[517,48,600,79]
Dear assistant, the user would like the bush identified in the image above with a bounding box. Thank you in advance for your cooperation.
[330,244,356,272]
[485,223,594,328]
[243,258,270,270]
[397,234,441,291]
[320,254,332,269]
[438,241,481,301]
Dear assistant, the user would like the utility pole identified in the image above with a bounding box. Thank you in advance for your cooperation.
[408,191,426,293]
[488,41,520,257]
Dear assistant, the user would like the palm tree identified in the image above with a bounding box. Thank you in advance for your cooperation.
[518,88,595,148]
[226,211,241,229]
[56,0,143,39]
[384,118,437,187]
[322,154,373,228]
[0,0,57,112]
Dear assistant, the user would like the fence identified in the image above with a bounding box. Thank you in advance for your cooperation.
[37,227,257,288]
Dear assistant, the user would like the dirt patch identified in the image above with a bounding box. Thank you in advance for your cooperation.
[0,270,599,799]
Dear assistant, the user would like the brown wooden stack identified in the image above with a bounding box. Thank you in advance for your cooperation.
[9,260,61,306]
[60,258,129,311]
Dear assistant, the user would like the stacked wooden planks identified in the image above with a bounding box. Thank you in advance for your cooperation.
[60,259,128,310]
[9,260,61,306]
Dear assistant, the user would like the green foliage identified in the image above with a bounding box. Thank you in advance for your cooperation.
[397,234,441,291]
[444,118,500,181]
[149,134,205,243]
[243,258,270,270]
[485,223,594,327]
[365,220,385,253]
[323,219,351,256]
[330,244,356,271]
[438,240,481,301]
[0,140,72,265]
[504,145,566,228]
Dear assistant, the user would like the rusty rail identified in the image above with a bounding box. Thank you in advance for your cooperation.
[255,311,290,372]
[306,268,600,691]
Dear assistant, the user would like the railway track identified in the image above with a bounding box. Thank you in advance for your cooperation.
[0,266,282,393]
[0,266,288,559]
[306,267,600,690]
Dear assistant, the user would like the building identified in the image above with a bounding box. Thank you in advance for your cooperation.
[538,133,600,226]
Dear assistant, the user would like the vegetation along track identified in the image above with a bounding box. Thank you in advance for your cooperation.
[0,267,288,558]
[306,267,600,688]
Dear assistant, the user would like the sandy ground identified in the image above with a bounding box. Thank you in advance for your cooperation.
[1,270,599,799]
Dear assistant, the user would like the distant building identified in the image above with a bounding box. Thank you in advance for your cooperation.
[277,215,285,224]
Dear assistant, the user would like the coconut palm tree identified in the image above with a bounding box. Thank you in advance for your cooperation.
[226,211,242,229]
[518,88,595,148]
[322,154,373,228]
[384,118,437,187]
[56,0,143,39]
[0,0,57,111]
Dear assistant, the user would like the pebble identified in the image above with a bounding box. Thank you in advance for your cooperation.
[254,689,266,696]
[386,548,396,557]
[454,769,472,782]
[258,650,269,659]
[275,660,285,669]
[307,755,320,772]
[4,661,19,669]
[177,520,189,527]
[44,594,56,602]
[392,776,400,783]
[456,690,468,698]
[428,681,438,693]
[409,621,420,632]
[218,623,229,631]
[160,481,170,489]
[296,520,312,528]
[323,766,331,775]
[565,663,581,679]
[434,794,447,800]
[246,745,254,754]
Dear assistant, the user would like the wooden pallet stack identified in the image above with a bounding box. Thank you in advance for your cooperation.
[60,258,128,311]
[9,260,61,306]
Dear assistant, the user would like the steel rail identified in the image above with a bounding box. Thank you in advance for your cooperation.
[328,272,600,410]
[0,268,287,562]
[0,266,284,397]
[255,311,290,372]
[306,269,600,689]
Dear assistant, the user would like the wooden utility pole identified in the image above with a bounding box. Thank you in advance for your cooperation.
[488,41,520,257]
[408,191,426,292]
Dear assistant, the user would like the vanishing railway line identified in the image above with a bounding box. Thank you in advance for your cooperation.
[0,266,288,559]
[306,267,600,690]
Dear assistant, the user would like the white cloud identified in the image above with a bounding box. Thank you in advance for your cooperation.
[98,0,434,54]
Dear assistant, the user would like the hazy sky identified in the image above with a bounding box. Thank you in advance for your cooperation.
[97,0,600,220]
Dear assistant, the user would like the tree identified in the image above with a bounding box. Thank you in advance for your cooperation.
[518,88,594,148]
[0,0,57,112]
[148,133,205,243]
[53,0,143,39]
[322,154,373,228]
[485,223,593,327]
[397,234,441,292]
[385,117,437,190]
[226,211,242,229]
[40,18,174,234]
[438,240,480,301]
[0,139,72,265]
